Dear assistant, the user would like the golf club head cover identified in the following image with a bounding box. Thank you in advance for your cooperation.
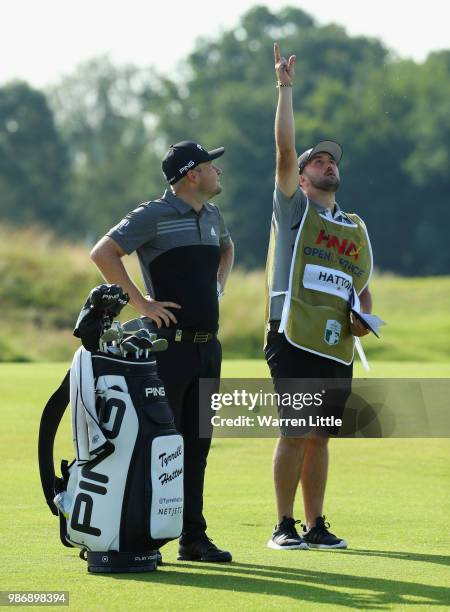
[73,284,129,351]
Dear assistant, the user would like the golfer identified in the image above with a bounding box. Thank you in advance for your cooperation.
[265,43,373,550]
[91,140,234,562]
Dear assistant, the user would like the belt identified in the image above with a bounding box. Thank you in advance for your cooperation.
[153,327,217,343]
[268,320,281,332]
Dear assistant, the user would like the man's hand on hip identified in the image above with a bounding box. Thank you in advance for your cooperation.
[141,297,181,328]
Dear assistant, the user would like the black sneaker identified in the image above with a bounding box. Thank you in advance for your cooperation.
[267,516,308,550]
[156,550,163,566]
[178,536,232,562]
[302,516,348,549]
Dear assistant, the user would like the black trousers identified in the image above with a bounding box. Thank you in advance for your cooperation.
[154,338,221,544]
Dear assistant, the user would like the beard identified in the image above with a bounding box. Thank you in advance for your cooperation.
[307,172,340,193]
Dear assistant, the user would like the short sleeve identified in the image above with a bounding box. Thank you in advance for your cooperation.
[217,207,231,250]
[107,203,157,254]
[273,184,306,222]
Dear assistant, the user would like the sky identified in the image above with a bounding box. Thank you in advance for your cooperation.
[1,0,449,88]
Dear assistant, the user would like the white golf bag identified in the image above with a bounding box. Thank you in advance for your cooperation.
[39,286,184,573]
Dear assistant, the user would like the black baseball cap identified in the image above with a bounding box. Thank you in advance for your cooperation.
[162,140,225,185]
[298,140,343,173]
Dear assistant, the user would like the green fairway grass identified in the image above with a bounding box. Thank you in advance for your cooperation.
[1,362,449,611]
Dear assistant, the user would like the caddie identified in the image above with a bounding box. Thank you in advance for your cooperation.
[90,140,234,562]
[264,43,373,550]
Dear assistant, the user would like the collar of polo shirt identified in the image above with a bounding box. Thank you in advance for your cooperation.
[164,189,215,214]
[309,198,343,220]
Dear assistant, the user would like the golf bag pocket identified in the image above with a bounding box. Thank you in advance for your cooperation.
[149,435,184,539]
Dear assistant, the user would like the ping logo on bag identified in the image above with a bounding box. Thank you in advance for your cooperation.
[70,462,110,536]
[145,387,166,398]
[67,381,140,548]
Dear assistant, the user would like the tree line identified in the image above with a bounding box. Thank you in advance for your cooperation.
[1,5,449,275]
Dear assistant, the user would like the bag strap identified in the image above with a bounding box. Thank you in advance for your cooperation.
[38,370,70,515]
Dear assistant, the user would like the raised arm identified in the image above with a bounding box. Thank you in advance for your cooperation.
[274,42,298,198]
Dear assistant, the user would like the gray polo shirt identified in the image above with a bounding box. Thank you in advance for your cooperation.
[108,189,231,331]
[269,185,353,320]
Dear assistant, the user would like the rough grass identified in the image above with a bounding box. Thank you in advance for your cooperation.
[1,225,449,362]
[220,271,450,362]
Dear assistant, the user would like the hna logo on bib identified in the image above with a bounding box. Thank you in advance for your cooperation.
[315,229,363,260]
[324,320,341,345]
